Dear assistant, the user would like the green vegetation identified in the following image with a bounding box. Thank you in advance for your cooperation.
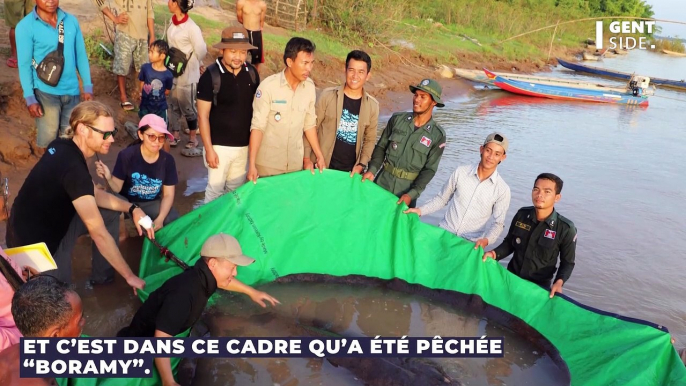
[650,38,686,53]
[231,0,654,67]
[84,0,656,76]
[84,29,114,69]
[311,0,655,54]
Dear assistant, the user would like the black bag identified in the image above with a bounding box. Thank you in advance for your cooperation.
[33,21,65,87]
[165,47,193,78]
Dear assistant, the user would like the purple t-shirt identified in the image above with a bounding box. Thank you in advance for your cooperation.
[112,144,178,202]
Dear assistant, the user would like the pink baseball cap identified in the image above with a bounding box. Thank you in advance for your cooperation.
[138,114,173,141]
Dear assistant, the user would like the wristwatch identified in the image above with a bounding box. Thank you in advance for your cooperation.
[128,203,140,216]
[357,163,367,169]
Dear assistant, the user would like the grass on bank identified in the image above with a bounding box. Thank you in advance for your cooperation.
[215,0,603,68]
[650,38,686,53]
[85,0,651,73]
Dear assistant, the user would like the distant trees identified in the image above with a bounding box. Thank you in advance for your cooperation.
[584,0,654,18]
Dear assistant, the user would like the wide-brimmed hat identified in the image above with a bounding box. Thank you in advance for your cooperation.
[200,233,255,266]
[409,78,445,107]
[139,114,173,141]
[213,26,257,51]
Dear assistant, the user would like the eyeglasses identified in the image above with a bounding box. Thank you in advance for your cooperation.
[145,133,167,143]
[85,124,117,140]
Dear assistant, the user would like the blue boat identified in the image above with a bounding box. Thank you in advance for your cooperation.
[484,69,650,106]
[556,58,686,91]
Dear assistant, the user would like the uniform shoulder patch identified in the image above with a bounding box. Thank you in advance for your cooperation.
[432,122,447,137]
[255,89,262,98]
[557,214,576,230]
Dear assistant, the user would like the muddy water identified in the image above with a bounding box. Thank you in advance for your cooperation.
[421,49,686,346]
[192,282,564,386]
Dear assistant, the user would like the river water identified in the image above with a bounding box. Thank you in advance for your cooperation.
[420,48,686,347]
[61,48,685,385]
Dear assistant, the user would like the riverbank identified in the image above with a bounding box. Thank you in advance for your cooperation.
[0,0,592,243]
[0,0,586,167]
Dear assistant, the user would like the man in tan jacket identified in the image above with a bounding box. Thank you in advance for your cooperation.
[304,50,379,176]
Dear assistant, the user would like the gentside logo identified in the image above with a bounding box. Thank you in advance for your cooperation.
[595,20,656,50]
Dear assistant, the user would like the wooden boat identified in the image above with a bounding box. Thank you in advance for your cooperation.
[455,68,629,93]
[661,49,686,57]
[556,58,686,91]
[483,69,650,106]
[455,68,545,85]
[582,52,600,61]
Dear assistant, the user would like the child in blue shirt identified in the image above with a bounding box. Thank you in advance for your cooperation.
[138,40,175,145]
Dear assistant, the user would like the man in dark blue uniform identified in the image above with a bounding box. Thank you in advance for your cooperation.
[483,173,577,298]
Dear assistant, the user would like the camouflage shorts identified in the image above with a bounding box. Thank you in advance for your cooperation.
[4,0,34,29]
[112,31,148,76]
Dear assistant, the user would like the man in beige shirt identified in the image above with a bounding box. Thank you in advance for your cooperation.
[304,50,378,176]
[98,0,155,111]
[247,37,325,181]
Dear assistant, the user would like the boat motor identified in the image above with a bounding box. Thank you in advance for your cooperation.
[629,75,651,96]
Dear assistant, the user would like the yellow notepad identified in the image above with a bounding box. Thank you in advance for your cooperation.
[4,242,58,272]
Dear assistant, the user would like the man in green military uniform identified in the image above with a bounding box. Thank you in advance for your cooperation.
[483,173,577,298]
[362,79,447,207]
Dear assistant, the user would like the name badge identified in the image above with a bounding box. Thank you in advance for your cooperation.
[515,221,531,231]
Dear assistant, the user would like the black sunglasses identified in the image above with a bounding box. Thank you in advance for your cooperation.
[85,124,117,140]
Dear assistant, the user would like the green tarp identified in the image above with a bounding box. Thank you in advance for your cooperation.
[61,170,686,385]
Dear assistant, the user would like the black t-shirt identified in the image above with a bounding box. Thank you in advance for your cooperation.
[8,139,94,253]
[111,144,178,202]
[196,59,260,147]
[329,95,362,172]
[117,258,218,337]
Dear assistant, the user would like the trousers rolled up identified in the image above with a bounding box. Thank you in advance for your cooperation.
[45,207,120,284]
[203,145,248,203]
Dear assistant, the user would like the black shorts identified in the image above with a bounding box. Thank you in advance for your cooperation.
[247,30,264,64]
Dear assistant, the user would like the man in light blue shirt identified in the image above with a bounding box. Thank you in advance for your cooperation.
[16,0,93,148]
[405,132,511,250]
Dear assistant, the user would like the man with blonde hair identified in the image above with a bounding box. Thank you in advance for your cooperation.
[6,101,153,290]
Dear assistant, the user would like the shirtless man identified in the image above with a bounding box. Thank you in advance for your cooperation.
[236,0,266,71]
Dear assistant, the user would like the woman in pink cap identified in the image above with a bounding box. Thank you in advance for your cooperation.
[95,114,180,232]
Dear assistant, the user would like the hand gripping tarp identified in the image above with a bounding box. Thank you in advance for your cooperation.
[59,170,686,386]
